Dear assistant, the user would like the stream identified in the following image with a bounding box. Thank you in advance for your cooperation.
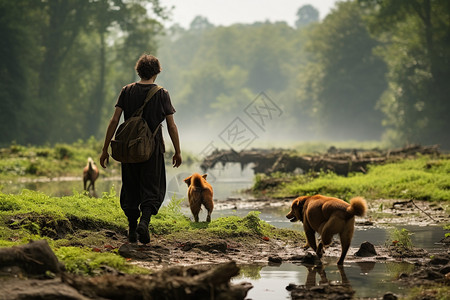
[2,162,448,299]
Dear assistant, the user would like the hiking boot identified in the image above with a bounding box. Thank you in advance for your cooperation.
[136,222,150,244]
[128,229,137,243]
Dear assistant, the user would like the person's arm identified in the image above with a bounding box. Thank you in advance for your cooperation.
[165,114,182,168]
[100,107,123,168]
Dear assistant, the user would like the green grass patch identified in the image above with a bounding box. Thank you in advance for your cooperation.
[54,246,149,275]
[255,155,450,201]
[0,140,197,182]
[0,138,120,180]
[0,191,304,275]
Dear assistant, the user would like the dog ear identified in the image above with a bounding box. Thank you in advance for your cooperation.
[202,174,207,179]
[183,176,192,186]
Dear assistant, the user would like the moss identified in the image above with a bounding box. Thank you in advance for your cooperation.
[54,246,149,275]
[0,191,305,275]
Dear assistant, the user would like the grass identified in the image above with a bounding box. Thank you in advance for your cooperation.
[54,246,149,275]
[386,228,413,251]
[254,155,450,202]
[0,137,120,180]
[0,140,198,182]
[0,191,304,275]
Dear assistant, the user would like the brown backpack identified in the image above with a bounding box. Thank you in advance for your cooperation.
[110,85,162,163]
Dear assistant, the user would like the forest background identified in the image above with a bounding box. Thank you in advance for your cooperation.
[1,0,449,150]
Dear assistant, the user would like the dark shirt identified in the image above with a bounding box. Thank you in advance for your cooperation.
[115,83,175,153]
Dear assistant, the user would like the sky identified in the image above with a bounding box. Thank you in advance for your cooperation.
[159,0,341,28]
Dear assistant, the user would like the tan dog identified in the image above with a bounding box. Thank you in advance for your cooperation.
[286,194,367,265]
[184,173,214,222]
[83,157,99,192]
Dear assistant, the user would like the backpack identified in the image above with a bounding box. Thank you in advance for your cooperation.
[110,85,162,163]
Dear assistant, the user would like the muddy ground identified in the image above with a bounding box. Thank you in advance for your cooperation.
[0,198,449,299]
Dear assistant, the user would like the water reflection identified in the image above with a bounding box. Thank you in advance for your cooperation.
[234,261,414,299]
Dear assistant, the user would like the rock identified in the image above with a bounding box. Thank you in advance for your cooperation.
[413,269,444,281]
[354,242,377,257]
[439,235,450,244]
[383,292,398,300]
[268,256,282,264]
[439,264,450,274]
[429,255,449,266]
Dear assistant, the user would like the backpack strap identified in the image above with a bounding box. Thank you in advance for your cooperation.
[132,85,163,117]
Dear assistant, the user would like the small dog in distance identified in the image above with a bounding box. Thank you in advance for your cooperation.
[83,157,99,193]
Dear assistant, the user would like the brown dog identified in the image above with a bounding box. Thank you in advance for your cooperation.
[83,157,99,192]
[184,173,214,222]
[286,194,367,265]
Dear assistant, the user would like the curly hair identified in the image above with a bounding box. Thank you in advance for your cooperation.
[135,54,161,80]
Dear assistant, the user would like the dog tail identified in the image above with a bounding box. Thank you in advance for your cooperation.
[347,197,367,217]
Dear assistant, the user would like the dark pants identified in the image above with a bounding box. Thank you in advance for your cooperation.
[120,151,166,223]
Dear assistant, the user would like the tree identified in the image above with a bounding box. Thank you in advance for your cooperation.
[190,16,214,31]
[360,0,450,147]
[0,0,43,145]
[295,4,319,28]
[297,1,387,140]
[0,0,167,145]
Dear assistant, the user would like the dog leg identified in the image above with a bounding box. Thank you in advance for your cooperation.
[189,198,201,223]
[337,219,355,265]
[337,264,350,284]
[204,203,213,223]
[304,224,317,252]
[317,218,339,259]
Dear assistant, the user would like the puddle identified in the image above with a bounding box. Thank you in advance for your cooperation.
[234,260,414,299]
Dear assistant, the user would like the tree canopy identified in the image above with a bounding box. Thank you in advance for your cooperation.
[1,1,449,149]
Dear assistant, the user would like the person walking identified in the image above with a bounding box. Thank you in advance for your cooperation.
[100,54,182,244]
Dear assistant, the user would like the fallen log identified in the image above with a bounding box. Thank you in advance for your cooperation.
[200,144,440,176]
[0,240,63,276]
[63,261,251,300]
[0,240,252,300]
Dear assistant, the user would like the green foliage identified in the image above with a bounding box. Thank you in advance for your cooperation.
[54,246,148,276]
[256,155,450,201]
[0,1,168,145]
[0,139,119,179]
[298,1,387,140]
[152,197,302,241]
[0,189,305,275]
[360,0,450,148]
[386,228,413,251]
